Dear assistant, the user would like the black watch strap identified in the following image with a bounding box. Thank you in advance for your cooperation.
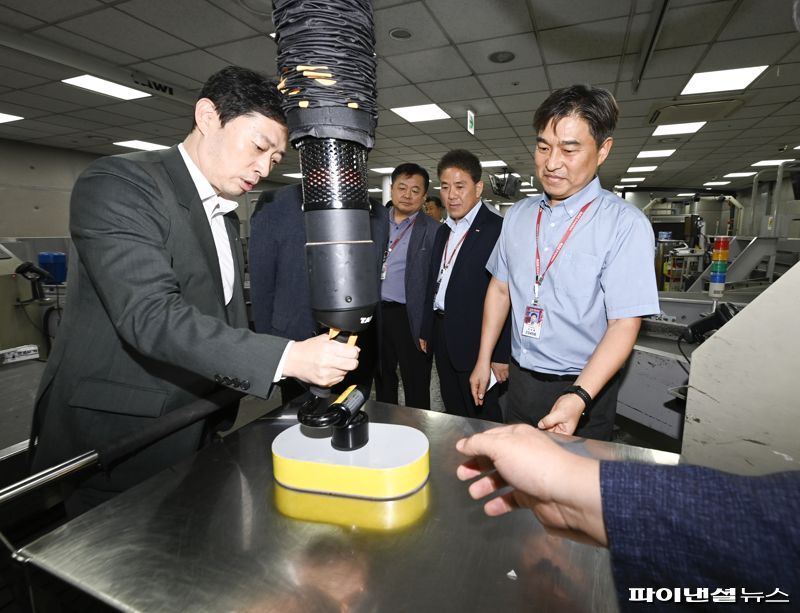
[559,384,593,411]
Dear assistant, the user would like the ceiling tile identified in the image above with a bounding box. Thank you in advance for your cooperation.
[418,76,487,103]
[477,67,548,96]
[374,1,446,56]
[538,17,631,65]
[458,33,542,75]
[386,46,472,83]
[699,34,800,71]
[0,0,103,22]
[657,1,736,49]
[207,36,278,77]
[118,0,257,47]
[427,0,532,44]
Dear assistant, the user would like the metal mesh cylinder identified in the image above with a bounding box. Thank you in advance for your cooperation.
[297,138,369,211]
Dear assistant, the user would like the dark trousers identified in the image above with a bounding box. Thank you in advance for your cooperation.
[506,359,619,441]
[375,302,432,409]
[434,314,502,422]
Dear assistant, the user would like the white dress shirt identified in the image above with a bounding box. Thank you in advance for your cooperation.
[433,199,484,312]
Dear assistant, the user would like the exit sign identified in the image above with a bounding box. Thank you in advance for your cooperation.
[467,109,475,135]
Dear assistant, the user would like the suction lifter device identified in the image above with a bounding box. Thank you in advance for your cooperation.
[298,384,370,451]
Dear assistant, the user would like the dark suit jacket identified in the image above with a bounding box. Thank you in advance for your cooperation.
[421,203,511,371]
[249,184,389,341]
[602,461,800,612]
[400,209,440,350]
[30,146,289,494]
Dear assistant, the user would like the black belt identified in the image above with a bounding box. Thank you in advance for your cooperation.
[512,358,577,382]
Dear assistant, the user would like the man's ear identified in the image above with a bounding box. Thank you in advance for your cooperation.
[194,98,219,135]
[597,137,613,167]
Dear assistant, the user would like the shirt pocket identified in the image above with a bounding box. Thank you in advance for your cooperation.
[555,251,603,298]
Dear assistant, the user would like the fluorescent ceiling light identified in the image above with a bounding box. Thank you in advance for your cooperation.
[368,188,382,192]
[620,177,645,182]
[681,65,768,95]
[751,159,796,167]
[637,149,676,158]
[390,103,450,122]
[0,112,23,123]
[114,140,168,151]
[433,186,441,190]
[269,33,276,39]
[369,167,395,174]
[627,166,657,172]
[676,193,695,197]
[652,122,705,136]
[703,181,730,186]
[520,181,531,186]
[63,74,150,100]
[520,188,538,192]
[480,160,506,168]
[613,185,628,189]
[723,172,756,178]
[283,172,303,178]
[795,145,800,150]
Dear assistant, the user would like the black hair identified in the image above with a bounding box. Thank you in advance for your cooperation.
[437,149,482,183]
[193,65,286,129]
[425,195,444,209]
[533,85,618,146]
[392,163,430,191]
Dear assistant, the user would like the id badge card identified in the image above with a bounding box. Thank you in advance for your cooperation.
[380,251,388,280]
[521,305,544,339]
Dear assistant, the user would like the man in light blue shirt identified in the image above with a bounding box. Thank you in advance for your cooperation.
[470,85,659,440]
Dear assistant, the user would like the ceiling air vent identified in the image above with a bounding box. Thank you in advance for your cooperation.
[648,98,745,125]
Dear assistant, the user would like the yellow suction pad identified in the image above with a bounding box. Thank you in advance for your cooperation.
[274,482,430,531]
[272,423,430,500]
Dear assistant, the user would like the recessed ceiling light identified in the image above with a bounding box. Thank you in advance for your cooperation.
[0,112,23,123]
[63,75,150,100]
[652,122,706,136]
[520,181,531,186]
[268,32,276,39]
[637,149,676,158]
[614,185,628,189]
[488,51,515,64]
[370,167,395,174]
[676,193,695,197]
[390,104,450,122]
[520,188,538,192]
[114,140,168,151]
[480,160,506,168]
[368,188,383,193]
[627,166,657,172]
[794,145,800,150]
[283,173,303,178]
[681,65,768,95]
[723,172,757,178]
[389,27,412,40]
[620,177,645,182]
[703,181,730,186]
[751,159,796,166]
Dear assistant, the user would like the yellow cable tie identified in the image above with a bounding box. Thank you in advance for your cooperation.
[314,78,337,86]
[299,100,309,108]
[347,102,359,109]
[303,71,333,78]
[297,65,329,71]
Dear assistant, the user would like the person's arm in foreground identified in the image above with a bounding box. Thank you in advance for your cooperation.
[539,316,641,435]
[470,276,512,406]
[456,424,606,546]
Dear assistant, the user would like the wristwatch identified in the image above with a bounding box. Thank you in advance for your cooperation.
[559,384,593,414]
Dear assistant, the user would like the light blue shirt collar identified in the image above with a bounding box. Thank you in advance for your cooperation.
[540,177,601,218]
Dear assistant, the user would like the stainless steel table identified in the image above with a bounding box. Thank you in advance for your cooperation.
[20,401,678,612]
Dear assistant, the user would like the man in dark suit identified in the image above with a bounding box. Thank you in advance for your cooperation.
[249,183,389,404]
[420,150,510,421]
[29,66,359,514]
[375,163,440,410]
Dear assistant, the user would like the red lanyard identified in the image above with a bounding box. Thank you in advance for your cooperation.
[440,230,469,273]
[533,199,595,304]
[386,215,417,257]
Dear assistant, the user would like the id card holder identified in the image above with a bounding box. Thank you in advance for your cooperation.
[521,305,544,339]
[380,251,388,280]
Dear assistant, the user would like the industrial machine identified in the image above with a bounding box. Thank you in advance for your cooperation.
[0,243,50,358]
